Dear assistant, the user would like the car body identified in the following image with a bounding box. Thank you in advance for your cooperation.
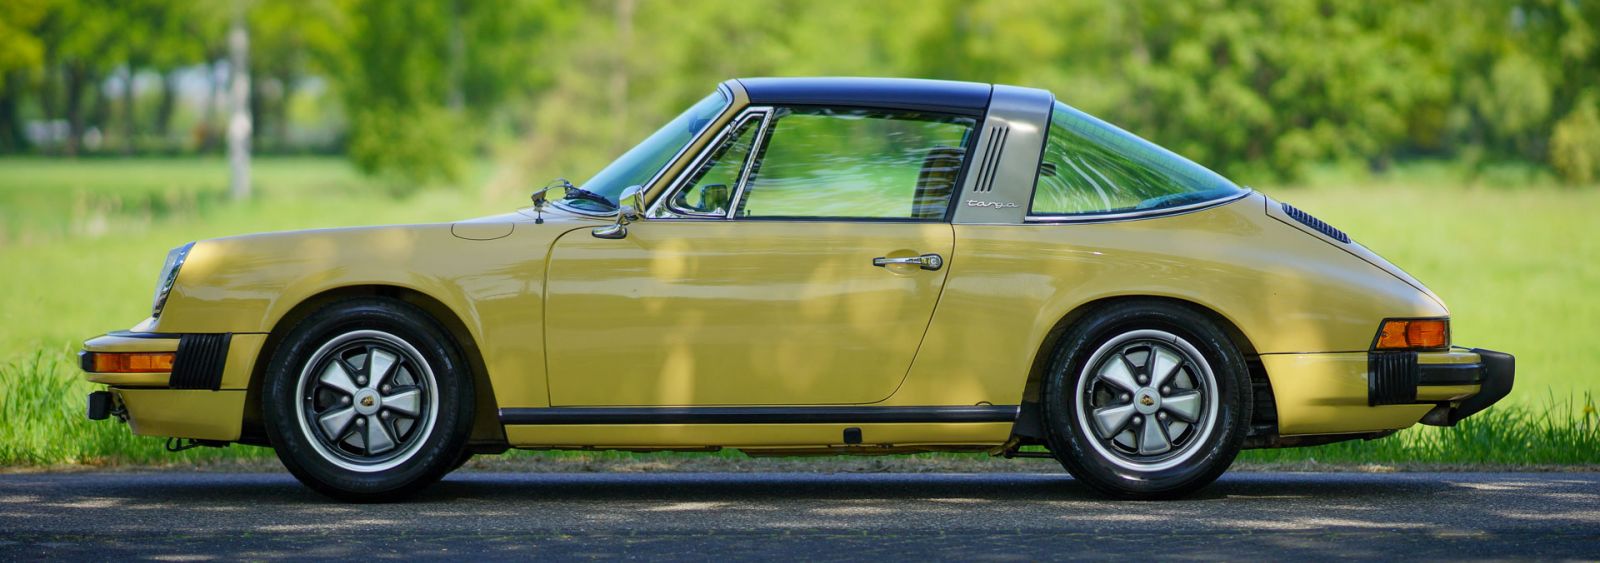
[79,77,1513,499]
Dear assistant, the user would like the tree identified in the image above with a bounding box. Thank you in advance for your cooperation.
[227,0,249,200]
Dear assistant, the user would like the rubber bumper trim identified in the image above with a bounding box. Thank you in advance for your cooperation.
[1446,348,1515,425]
[1417,362,1485,386]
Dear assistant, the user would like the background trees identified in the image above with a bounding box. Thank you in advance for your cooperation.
[0,0,1595,186]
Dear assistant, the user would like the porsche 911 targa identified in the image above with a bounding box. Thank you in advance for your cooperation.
[80,77,1513,500]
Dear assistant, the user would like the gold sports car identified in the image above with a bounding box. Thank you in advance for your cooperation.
[79,77,1514,500]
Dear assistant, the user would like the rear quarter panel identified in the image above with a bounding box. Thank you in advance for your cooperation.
[888,193,1446,406]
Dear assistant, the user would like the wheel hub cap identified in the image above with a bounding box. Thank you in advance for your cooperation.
[353,389,381,415]
[1135,389,1160,414]
[1074,330,1220,472]
[294,330,439,473]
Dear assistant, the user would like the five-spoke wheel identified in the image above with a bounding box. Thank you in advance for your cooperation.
[1075,330,1218,472]
[1043,300,1250,499]
[264,298,474,502]
[297,330,438,472]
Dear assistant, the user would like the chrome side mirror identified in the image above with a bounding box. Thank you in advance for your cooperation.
[593,185,645,239]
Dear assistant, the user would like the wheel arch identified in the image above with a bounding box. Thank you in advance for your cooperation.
[1012,295,1277,443]
[240,284,507,451]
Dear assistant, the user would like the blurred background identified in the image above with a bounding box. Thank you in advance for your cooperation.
[0,0,1594,466]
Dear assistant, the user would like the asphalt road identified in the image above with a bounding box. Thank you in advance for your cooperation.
[1,471,1596,560]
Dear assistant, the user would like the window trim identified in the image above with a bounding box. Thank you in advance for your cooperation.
[1023,189,1253,223]
[649,107,774,219]
[1023,100,1250,224]
[728,104,982,223]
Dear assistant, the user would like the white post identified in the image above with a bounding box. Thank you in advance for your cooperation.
[227,0,252,201]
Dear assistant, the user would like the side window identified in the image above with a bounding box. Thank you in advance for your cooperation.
[1031,101,1244,217]
[669,116,762,216]
[735,108,975,220]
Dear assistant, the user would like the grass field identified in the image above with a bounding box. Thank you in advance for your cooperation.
[0,156,1595,467]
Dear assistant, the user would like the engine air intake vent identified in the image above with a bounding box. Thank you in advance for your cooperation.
[1281,202,1350,244]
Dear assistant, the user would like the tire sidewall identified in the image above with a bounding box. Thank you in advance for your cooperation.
[1043,302,1250,498]
[263,298,473,501]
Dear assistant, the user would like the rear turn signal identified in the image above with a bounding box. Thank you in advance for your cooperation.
[87,352,176,373]
[1374,319,1449,350]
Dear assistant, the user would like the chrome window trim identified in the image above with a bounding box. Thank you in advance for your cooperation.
[649,107,773,219]
[1022,189,1253,224]
[723,110,774,219]
[556,84,735,218]
[646,106,773,220]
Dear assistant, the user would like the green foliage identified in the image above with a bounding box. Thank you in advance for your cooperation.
[1550,97,1600,184]
[346,103,468,190]
[4,0,1600,185]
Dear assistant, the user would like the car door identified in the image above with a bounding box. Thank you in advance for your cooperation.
[544,105,980,406]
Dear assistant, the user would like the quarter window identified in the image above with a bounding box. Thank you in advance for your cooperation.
[670,116,762,216]
[735,108,976,220]
[1030,101,1244,217]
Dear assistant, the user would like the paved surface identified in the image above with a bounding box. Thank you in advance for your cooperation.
[0,471,1597,560]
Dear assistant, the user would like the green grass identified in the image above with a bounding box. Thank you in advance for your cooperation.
[0,155,1594,467]
[1237,393,1599,466]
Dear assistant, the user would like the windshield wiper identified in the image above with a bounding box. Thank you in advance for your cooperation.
[561,186,618,211]
[529,178,620,223]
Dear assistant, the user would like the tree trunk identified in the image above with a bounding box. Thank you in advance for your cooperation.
[248,65,263,148]
[0,72,29,153]
[447,0,465,111]
[88,69,111,146]
[275,69,294,149]
[121,64,137,155]
[198,58,220,152]
[155,69,177,145]
[63,62,91,157]
[228,0,252,201]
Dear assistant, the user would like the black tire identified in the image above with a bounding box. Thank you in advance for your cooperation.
[1042,300,1250,499]
[263,297,474,502]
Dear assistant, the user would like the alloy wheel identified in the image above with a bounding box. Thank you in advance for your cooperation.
[1073,329,1219,472]
[294,330,439,472]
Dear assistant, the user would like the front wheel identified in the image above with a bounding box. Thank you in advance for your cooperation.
[263,298,474,502]
[1042,301,1251,499]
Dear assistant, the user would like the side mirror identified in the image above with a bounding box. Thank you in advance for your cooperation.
[593,185,645,239]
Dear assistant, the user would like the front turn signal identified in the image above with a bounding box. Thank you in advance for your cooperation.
[87,352,176,373]
[1374,319,1449,350]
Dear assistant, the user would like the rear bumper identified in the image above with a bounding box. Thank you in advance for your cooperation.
[1417,348,1515,427]
[1258,347,1515,436]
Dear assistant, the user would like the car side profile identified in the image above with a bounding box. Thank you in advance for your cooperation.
[79,77,1513,500]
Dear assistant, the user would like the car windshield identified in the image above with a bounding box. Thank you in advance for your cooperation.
[564,91,730,213]
[1031,101,1245,217]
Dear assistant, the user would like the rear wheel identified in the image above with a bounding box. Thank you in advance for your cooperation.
[1042,301,1250,499]
[263,298,474,502]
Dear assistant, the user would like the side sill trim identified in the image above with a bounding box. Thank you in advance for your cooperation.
[499,405,1021,425]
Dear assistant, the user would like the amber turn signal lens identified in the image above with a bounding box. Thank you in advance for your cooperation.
[1374,319,1449,350]
[89,352,176,373]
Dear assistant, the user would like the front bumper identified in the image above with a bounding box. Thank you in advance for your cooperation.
[79,331,265,441]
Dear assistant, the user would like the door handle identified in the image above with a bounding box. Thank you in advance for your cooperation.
[873,253,944,271]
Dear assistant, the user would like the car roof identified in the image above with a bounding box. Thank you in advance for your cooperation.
[735,77,994,115]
